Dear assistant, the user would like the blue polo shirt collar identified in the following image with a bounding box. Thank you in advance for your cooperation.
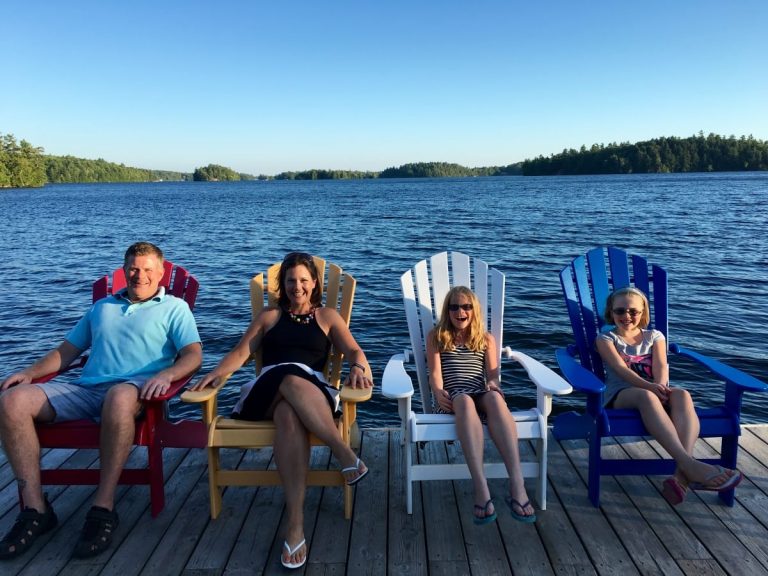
[115,286,167,304]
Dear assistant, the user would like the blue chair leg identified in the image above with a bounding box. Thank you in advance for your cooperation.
[718,433,739,506]
[588,429,601,507]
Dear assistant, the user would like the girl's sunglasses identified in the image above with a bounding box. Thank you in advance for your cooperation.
[612,307,642,318]
[448,304,473,312]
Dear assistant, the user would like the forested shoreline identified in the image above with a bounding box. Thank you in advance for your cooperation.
[2,131,767,188]
[0,133,187,187]
[522,133,768,175]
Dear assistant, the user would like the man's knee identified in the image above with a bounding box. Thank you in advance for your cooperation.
[0,386,53,423]
[101,384,140,418]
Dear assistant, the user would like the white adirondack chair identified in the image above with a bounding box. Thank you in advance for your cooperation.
[381,252,572,514]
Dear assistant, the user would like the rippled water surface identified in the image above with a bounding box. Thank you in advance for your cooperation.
[1,173,766,426]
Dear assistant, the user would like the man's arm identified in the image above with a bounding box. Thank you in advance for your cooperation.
[1,341,84,391]
[139,342,203,400]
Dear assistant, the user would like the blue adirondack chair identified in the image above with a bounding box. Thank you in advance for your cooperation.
[553,246,767,507]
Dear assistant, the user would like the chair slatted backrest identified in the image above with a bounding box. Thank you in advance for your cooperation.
[402,252,505,414]
[559,246,668,379]
[250,256,355,387]
[91,260,199,309]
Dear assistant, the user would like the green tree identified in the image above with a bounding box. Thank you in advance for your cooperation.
[0,133,46,187]
[193,164,241,181]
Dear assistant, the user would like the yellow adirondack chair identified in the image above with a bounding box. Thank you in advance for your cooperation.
[181,256,371,519]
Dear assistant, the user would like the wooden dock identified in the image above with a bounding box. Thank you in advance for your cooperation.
[3,425,768,575]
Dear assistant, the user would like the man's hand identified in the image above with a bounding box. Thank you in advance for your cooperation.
[0,371,32,392]
[140,374,174,400]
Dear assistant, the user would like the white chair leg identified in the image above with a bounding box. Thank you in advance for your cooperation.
[406,440,414,514]
[538,435,547,510]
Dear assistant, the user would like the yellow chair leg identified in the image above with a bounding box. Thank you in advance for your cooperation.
[208,446,222,519]
[344,484,353,519]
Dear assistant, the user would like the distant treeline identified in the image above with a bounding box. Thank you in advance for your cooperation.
[273,169,377,180]
[254,163,523,180]
[5,130,768,188]
[522,133,768,175]
[1,131,189,187]
[379,161,522,178]
[47,155,188,183]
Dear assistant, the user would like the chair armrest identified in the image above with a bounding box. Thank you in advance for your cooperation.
[147,372,197,403]
[180,373,232,404]
[504,348,572,396]
[381,353,414,399]
[340,385,373,403]
[671,344,768,393]
[555,348,606,395]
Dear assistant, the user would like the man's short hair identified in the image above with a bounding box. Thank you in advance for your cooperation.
[124,242,164,266]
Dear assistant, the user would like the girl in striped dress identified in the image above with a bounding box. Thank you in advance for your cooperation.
[426,286,536,524]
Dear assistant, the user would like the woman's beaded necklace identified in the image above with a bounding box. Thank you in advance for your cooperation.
[286,307,315,324]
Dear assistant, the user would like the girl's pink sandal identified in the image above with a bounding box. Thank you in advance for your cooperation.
[661,477,687,506]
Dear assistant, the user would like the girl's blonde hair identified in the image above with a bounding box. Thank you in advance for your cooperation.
[604,286,651,328]
[431,286,487,353]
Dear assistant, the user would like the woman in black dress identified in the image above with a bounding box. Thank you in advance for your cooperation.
[192,252,372,569]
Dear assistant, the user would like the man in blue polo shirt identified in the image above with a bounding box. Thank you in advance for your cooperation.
[0,242,202,560]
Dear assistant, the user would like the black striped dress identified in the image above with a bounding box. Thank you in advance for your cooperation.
[434,345,487,414]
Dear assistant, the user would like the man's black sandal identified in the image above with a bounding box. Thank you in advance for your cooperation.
[0,497,58,560]
[73,506,119,559]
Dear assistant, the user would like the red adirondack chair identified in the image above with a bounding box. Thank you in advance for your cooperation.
[27,261,206,517]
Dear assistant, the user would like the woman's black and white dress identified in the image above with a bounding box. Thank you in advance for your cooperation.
[232,310,340,420]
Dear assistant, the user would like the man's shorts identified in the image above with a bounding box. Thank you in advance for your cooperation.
[35,381,141,422]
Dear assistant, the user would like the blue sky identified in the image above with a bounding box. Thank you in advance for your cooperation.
[2,1,767,174]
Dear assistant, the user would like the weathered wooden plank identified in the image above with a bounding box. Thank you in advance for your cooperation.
[547,437,640,575]
[1,447,104,576]
[181,448,265,576]
[693,431,768,574]
[616,436,728,575]
[558,436,684,576]
[136,449,251,576]
[59,447,191,576]
[387,428,427,576]
[5,427,768,575]
[489,438,555,576]
[0,447,87,517]
[260,447,329,575]
[445,438,512,576]
[304,445,349,570]
[14,445,188,576]
[219,453,284,576]
[527,446,598,575]
[419,439,469,575]
[97,448,207,576]
[346,429,388,575]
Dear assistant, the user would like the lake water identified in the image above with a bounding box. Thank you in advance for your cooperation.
[1,173,766,426]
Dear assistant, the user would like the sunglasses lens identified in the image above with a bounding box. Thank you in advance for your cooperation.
[448,304,473,312]
[613,308,641,317]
